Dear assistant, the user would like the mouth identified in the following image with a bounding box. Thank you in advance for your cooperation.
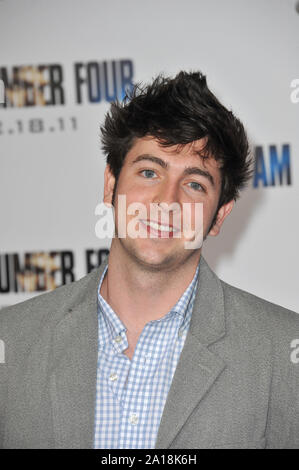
[139,219,180,238]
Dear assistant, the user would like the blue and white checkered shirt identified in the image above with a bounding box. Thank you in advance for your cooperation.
[94,263,199,449]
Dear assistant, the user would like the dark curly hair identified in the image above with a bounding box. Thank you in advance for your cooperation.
[101,71,252,213]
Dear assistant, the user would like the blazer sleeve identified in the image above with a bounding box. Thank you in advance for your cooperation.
[0,312,8,449]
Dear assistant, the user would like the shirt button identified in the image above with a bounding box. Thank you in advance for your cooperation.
[114,335,122,343]
[178,328,184,337]
[109,373,118,382]
[129,413,139,425]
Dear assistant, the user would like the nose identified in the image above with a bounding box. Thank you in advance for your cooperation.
[152,179,180,207]
[151,180,181,223]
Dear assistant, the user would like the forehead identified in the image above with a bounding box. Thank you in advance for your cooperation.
[125,136,221,179]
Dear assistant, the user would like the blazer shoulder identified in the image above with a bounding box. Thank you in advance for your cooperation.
[220,279,299,342]
[0,266,103,334]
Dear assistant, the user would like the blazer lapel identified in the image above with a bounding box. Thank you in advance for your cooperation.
[155,256,227,449]
[49,262,107,449]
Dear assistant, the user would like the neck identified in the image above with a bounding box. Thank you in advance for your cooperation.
[100,240,201,333]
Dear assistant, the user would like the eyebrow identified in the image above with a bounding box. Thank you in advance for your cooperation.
[130,154,215,187]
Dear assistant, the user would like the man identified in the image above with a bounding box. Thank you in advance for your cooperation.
[0,72,298,449]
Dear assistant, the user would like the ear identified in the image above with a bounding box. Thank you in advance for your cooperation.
[103,165,116,207]
[208,200,234,237]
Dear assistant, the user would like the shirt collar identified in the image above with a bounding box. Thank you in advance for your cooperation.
[97,264,126,343]
[97,260,200,346]
[170,263,199,316]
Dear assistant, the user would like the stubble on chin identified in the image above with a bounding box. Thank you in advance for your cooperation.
[115,232,200,275]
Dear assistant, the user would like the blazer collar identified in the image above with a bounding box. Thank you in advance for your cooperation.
[190,255,226,346]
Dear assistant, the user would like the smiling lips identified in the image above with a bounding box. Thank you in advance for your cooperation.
[139,219,180,238]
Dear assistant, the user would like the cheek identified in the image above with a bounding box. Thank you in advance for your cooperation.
[114,193,149,223]
[202,201,218,225]
[116,177,145,197]
[118,183,155,210]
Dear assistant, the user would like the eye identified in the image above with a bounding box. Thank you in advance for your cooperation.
[140,169,157,179]
[187,181,204,192]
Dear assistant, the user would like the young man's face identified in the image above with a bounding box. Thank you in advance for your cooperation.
[104,136,233,271]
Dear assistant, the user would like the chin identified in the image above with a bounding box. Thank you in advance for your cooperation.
[118,237,198,271]
[124,244,175,270]
[131,247,197,274]
[135,254,173,271]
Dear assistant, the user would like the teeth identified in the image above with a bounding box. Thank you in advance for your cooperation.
[143,220,175,232]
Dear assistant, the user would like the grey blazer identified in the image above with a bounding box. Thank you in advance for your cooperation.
[0,256,298,449]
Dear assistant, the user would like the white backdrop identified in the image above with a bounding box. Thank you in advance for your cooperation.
[0,0,298,312]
